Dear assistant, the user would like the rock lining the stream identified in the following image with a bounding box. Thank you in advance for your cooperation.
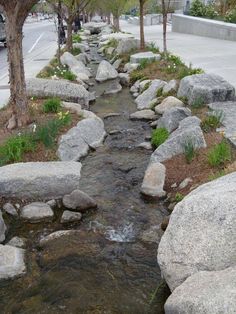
[62,189,97,212]
[96,60,118,82]
[61,210,82,223]
[20,202,54,223]
[0,212,7,243]
[141,162,166,198]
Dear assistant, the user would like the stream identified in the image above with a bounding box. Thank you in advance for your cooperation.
[0,38,170,313]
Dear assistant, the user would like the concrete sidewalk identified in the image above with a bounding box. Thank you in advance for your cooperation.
[120,20,236,89]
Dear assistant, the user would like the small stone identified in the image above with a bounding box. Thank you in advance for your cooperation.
[63,190,97,212]
[3,203,18,217]
[20,202,54,223]
[137,142,152,150]
[179,178,193,189]
[168,202,176,212]
[141,162,166,198]
[46,199,57,209]
[171,183,177,188]
[7,236,26,248]
[0,212,7,243]
[161,216,170,231]
[130,110,157,121]
[155,96,184,115]
[60,211,82,224]
[133,92,139,98]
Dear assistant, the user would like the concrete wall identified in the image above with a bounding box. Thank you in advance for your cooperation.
[172,14,236,41]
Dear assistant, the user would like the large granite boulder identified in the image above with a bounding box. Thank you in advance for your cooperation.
[177,74,235,106]
[57,117,106,161]
[116,38,140,55]
[158,172,236,291]
[130,51,161,64]
[208,101,236,147]
[0,212,7,243]
[60,52,92,79]
[96,60,118,82]
[141,162,166,198]
[155,96,184,115]
[0,245,26,280]
[157,107,191,133]
[26,78,93,106]
[135,80,166,110]
[163,79,178,95]
[0,162,82,200]
[151,117,206,163]
[20,202,54,223]
[165,267,236,314]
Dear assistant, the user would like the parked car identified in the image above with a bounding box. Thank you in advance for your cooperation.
[0,13,6,47]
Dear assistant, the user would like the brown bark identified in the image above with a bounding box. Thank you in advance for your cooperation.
[66,18,73,52]
[139,0,145,50]
[113,16,120,32]
[0,0,38,128]
[163,14,167,53]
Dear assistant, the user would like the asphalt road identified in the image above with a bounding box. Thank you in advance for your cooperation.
[0,19,57,107]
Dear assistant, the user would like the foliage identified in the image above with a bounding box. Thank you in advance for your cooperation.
[151,128,169,148]
[225,7,236,23]
[72,34,82,43]
[138,58,155,70]
[183,138,196,163]
[191,97,205,109]
[147,42,160,53]
[71,47,81,56]
[190,0,218,19]
[201,110,224,132]
[208,170,226,181]
[178,64,204,79]
[165,53,184,66]
[0,134,35,165]
[207,141,231,167]
[175,192,184,202]
[43,98,62,113]
[130,70,147,83]
[156,88,163,97]
[38,62,76,81]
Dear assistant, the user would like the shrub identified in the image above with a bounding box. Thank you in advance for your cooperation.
[165,53,184,66]
[147,42,160,53]
[43,98,62,113]
[156,88,163,97]
[175,192,184,202]
[191,96,205,109]
[208,141,231,167]
[0,134,35,165]
[225,8,236,23]
[71,47,81,56]
[151,128,169,148]
[62,70,77,81]
[178,65,204,79]
[201,110,224,132]
[190,0,206,17]
[138,58,155,70]
[205,4,218,19]
[72,34,82,43]
[183,138,196,163]
[130,70,147,84]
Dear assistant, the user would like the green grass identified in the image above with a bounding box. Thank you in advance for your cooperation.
[174,192,184,202]
[0,134,35,165]
[201,110,224,132]
[151,128,169,148]
[183,138,196,163]
[37,61,76,81]
[43,98,62,113]
[71,47,81,56]
[72,34,82,43]
[130,70,147,84]
[207,141,231,167]
[191,97,205,109]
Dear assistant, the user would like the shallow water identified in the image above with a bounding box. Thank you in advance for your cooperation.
[0,39,170,313]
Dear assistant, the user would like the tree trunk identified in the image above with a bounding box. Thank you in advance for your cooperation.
[107,14,111,24]
[163,14,167,53]
[113,16,120,32]
[66,19,73,52]
[139,0,145,50]
[5,11,29,127]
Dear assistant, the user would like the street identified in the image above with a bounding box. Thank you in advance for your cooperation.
[0,19,57,107]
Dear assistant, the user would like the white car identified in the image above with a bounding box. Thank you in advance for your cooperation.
[0,13,6,47]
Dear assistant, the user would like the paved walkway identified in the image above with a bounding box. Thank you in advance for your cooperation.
[120,20,236,89]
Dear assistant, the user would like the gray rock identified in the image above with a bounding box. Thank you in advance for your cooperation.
[0,162,82,200]
[39,230,79,247]
[137,142,152,150]
[104,80,122,95]
[61,210,82,223]
[139,79,152,93]
[2,203,18,217]
[113,59,123,70]
[118,73,130,86]
[135,80,166,110]
[130,51,161,64]
[7,237,26,248]
[62,101,82,115]
[141,162,166,198]
[165,267,236,314]
[46,199,57,209]
[179,177,193,189]
[163,79,178,95]
[158,172,236,291]
[21,202,54,223]
[57,117,106,161]
[0,245,26,280]
[155,96,184,115]
[73,42,90,52]
[130,109,157,121]
[106,47,115,56]
[177,74,235,106]
[157,107,191,133]
[151,116,206,163]
[26,78,92,106]
[116,38,140,55]
[75,52,90,65]
[61,52,92,79]
[63,189,97,212]
[208,101,236,147]
[0,212,7,243]
[96,60,118,82]
[83,22,107,34]
[124,62,139,73]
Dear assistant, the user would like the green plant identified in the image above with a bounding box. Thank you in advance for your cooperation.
[130,70,147,84]
[151,128,169,148]
[72,34,82,43]
[190,0,206,17]
[191,97,205,109]
[147,42,160,53]
[57,111,72,126]
[142,81,151,92]
[208,141,231,167]
[175,192,184,202]
[201,110,224,132]
[208,170,226,181]
[165,53,184,66]
[71,47,81,56]
[156,88,163,97]
[225,8,236,23]
[138,58,155,70]
[183,138,196,163]
[43,98,62,113]
[178,65,204,79]
[0,133,35,165]
[62,70,77,81]
[205,4,218,19]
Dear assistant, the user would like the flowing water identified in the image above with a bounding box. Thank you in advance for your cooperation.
[0,40,170,313]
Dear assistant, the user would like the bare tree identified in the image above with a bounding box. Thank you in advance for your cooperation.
[0,0,39,128]
[161,0,171,53]
[139,0,147,50]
